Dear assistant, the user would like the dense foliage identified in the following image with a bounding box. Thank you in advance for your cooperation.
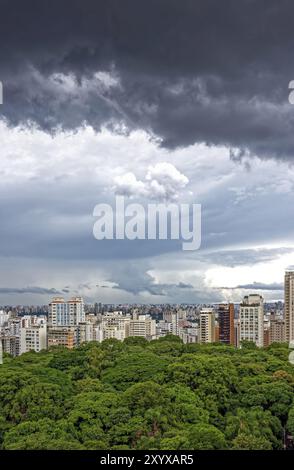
[0,336,293,450]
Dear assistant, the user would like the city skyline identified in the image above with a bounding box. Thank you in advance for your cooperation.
[3,266,293,358]
[0,286,288,360]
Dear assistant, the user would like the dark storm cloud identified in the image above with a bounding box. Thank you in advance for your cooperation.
[109,268,167,296]
[199,247,294,268]
[0,286,62,294]
[236,282,283,291]
[1,0,294,158]
[104,265,192,296]
[218,281,284,291]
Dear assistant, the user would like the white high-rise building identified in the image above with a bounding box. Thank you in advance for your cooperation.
[199,308,215,344]
[284,270,294,344]
[171,312,179,336]
[77,322,94,344]
[49,297,85,326]
[8,318,21,336]
[239,294,264,347]
[156,320,173,338]
[1,335,20,357]
[0,310,9,328]
[95,312,131,342]
[96,324,126,342]
[129,315,156,339]
[20,322,47,354]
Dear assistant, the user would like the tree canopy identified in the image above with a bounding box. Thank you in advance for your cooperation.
[0,339,293,450]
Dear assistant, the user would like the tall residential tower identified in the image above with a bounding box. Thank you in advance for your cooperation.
[199,308,215,344]
[239,294,264,347]
[284,270,294,344]
[218,303,235,345]
[49,297,85,326]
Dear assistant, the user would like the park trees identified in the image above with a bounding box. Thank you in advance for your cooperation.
[0,339,293,450]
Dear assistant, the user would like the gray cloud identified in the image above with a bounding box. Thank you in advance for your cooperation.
[1,1,294,159]
[199,247,294,268]
[216,281,284,292]
[235,282,284,291]
[0,286,62,295]
[105,264,220,303]
[109,267,167,296]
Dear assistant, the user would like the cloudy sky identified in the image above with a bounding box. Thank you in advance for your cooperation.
[1,0,294,305]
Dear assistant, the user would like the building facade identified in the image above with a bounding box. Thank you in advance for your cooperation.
[129,315,156,339]
[199,308,215,344]
[0,335,20,357]
[217,303,235,345]
[269,318,285,344]
[20,322,47,354]
[49,297,85,326]
[95,312,131,342]
[239,294,264,347]
[47,326,77,349]
[284,270,294,343]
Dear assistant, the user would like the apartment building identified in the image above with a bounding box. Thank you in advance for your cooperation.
[239,294,264,347]
[199,308,215,344]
